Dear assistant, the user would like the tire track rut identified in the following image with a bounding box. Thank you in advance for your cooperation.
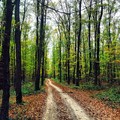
[43,79,93,120]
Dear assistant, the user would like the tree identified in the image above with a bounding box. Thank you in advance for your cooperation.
[21,0,28,82]
[93,0,103,86]
[35,0,40,90]
[76,0,82,86]
[14,0,22,104]
[35,0,46,90]
[72,0,78,84]
[41,0,48,86]
[0,0,13,119]
[84,0,93,77]
[107,0,115,83]
[57,21,62,82]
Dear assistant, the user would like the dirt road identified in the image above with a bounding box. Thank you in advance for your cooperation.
[9,79,120,119]
[43,81,57,120]
[43,79,93,120]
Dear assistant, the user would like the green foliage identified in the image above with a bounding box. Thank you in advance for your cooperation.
[71,82,104,90]
[96,87,120,103]
[9,82,45,97]
[53,78,66,85]
[22,82,34,95]
[9,82,35,96]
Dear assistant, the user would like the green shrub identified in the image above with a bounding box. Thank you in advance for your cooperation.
[22,82,34,95]
[72,81,104,90]
[95,87,120,103]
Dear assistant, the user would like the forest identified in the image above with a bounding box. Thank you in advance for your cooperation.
[0,0,120,119]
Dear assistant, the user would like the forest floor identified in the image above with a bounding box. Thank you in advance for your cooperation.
[8,79,120,120]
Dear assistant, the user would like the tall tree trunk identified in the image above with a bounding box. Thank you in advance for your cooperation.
[84,0,93,78]
[73,0,77,84]
[35,0,45,90]
[0,0,13,119]
[58,25,62,83]
[35,0,40,90]
[67,13,71,85]
[83,31,87,79]
[53,45,56,79]
[94,0,98,85]
[88,0,92,77]
[94,0,103,86]
[107,0,115,84]
[76,0,82,86]
[41,4,47,85]
[21,0,27,82]
[15,0,22,104]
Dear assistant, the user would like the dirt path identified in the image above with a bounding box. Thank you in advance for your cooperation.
[9,79,120,120]
[43,79,93,120]
[43,81,57,120]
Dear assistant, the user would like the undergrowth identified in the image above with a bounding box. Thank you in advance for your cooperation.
[95,87,120,103]
[53,78,104,90]
[71,82,104,90]
[10,82,45,97]
[95,87,120,108]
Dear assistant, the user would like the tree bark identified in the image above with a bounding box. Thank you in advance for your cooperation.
[35,0,40,90]
[58,24,62,82]
[15,0,22,104]
[67,13,71,85]
[35,0,45,90]
[94,0,103,86]
[76,0,82,86]
[88,0,92,77]
[0,0,13,119]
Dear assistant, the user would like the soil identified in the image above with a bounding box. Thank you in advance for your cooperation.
[43,79,93,120]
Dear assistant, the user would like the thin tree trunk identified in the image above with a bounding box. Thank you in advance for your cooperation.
[35,0,40,90]
[58,23,62,82]
[76,0,82,86]
[94,0,103,86]
[67,13,71,85]
[59,31,62,82]
[73,1,77,84]
[88,0,92,77]
[22,0,27,82]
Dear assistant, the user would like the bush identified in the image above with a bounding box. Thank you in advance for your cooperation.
[95,87,120,103]
[72,81,104,90]
[22,82,34,95]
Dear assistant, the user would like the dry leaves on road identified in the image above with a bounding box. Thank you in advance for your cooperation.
[52,80,120,120]
[52,86,73,120]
